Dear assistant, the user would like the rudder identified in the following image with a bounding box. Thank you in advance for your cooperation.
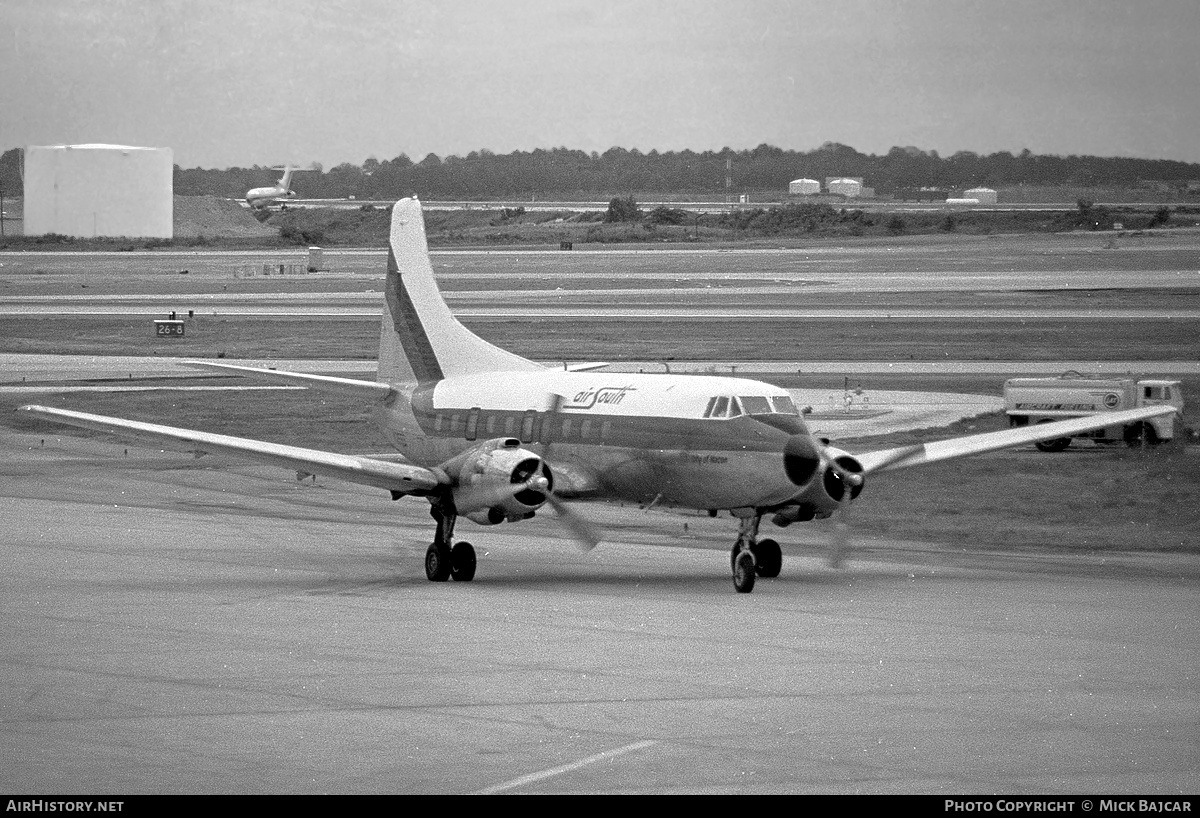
[377,197,543,384]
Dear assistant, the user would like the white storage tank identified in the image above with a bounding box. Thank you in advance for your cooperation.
[964,187,998,204]
[788,178,820,195]
[826,177,862,197]
[24,144,173,238]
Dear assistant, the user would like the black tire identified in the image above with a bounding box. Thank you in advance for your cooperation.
[733,550,756,593]
[1124,422,1158,448]
[730,542,741,572]
[1034,420,1071,452]
[425,542,451,582]
[753,538,782,578]
[450,541,477,582]
[1035,437,1071,452]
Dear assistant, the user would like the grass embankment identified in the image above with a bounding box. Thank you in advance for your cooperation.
[5,200,1198,249]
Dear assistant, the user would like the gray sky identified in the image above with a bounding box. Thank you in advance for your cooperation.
[4,0,1199,169]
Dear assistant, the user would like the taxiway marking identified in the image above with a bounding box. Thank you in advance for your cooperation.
[474,739,658,794]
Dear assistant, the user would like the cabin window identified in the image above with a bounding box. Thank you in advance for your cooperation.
[727,397,743,417]
[703,397,718,418]
[740,396,772,415]
[581,418,593,439]
[433,414,444,432]
[449,414,463,434]
[561,418,573,439]
[520,411,536,443]
[465,408,480,440]
[600,420,612,440]
[711,396,729,417]
[504,415,516,436]
[485,415,498,435]
[771,395,800,415]
[1145,386,1170,400]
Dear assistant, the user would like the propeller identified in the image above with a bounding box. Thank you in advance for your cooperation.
[538,391,603,551]
[825,456,863,569]
[819,441,916,568]
[816,438,864,566]
[545,493,602,552]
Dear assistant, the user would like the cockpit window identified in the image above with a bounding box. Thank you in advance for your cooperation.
[706,394,800,418]
[771,395,800,415]
[739,396,772,415]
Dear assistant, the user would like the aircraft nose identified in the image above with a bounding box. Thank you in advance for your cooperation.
[783,434,821,486]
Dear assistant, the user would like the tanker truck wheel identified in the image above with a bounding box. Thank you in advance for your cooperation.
[1123,422,1159,448]
[1034,421,1071,452]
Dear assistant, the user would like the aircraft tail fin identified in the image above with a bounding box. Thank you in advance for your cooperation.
[278,165,295,194]
[377,197,543,384]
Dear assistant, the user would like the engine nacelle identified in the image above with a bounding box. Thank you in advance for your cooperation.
[775,438,864,524]
[451,438,554,525]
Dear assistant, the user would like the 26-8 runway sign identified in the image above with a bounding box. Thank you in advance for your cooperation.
[153,320,185,338]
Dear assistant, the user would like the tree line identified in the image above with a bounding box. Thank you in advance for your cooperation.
[2,143,1198,200]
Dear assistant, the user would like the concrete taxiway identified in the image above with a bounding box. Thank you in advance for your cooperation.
[1,429,1196,794]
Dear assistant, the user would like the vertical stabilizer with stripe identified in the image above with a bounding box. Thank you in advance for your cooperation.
[378,197,544,384]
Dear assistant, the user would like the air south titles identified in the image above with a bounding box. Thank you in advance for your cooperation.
[944,801,1193,813]
[565,385,636,410]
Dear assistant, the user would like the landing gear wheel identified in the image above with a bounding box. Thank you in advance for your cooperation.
[450,541,476,582]
[425,541,451,582]
[733,550,757,593]
[752,538,782,578]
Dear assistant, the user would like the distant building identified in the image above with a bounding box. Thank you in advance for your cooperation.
[826,177,863,197]
[24,144,173,239]
[788,178,820,195]
[964,187,998,204]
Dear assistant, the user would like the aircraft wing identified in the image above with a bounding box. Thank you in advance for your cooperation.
[18,405,442,496]
[184,361,394,400]
[854,404,1178,475]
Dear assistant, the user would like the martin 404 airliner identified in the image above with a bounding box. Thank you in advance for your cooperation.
[20,198,1178,592]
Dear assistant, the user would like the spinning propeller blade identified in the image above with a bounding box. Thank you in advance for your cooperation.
[539,392,602,551]
[546,493,602,552]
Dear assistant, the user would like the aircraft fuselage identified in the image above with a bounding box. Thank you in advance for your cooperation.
[377,369,813,511]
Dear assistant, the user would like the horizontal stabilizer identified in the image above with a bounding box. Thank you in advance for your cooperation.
[19,405,440,495]
[184,361,394,400]
[855,404,1178,475]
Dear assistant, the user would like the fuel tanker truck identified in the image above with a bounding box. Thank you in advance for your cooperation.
[1004,372,1184,452]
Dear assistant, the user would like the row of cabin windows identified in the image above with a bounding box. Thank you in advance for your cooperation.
[703,395,800,419]
[433,409,613,444]
[432,395,801,441]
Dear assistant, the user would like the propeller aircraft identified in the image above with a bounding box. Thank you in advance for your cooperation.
[20,198,1177,592]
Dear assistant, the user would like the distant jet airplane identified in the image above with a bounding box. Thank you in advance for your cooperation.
[244,165,306,209]
[20,198,1178,593]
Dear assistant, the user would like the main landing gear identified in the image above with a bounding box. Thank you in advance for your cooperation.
[729,513,783,593]
[424,496,476,582]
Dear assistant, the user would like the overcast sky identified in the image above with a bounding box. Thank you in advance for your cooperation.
[4,0,1199,170]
